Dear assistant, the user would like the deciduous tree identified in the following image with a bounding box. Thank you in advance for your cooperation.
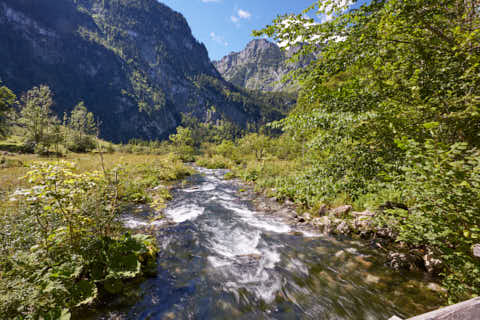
[0,84,16,138]
[19,85,56,148]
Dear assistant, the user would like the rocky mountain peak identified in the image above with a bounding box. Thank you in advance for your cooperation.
[213,39,302,92]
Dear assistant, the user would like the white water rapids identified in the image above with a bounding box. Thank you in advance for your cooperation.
[98,167,443,320]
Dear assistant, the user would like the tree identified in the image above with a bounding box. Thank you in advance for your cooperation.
[19,85,56,148]
[169,126,194,147]
[169,126,195,161]
[180,113,207,147]
[256,0,480,147]
[66,102,97,153]
[0,84,16,139]
[254,0,480,300]
[239,133,271,161]
[50,117,63,155]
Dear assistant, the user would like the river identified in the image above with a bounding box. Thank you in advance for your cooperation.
[97,167,443,319]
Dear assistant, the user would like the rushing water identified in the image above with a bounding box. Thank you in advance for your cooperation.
[97,167,443,320]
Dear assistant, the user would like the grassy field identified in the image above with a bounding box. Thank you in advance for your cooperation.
[0,151,193,201]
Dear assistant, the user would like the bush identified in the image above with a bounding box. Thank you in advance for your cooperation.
[0,161,158,318]
[0,157,23,169]
[377,140,480,301]
[216,140,238,159]
[195,154,233,169]
[175,145,195,162]
[66,136,96,153]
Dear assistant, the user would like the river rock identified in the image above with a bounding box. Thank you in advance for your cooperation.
[315,246,329,255]
[354,256,373,268]
[473,244,480,258]
[335,221,350,234]
[352,210,375,217]
[256,202,270,212]
[236,254,262,260]
[365,274,381,284]
[426,282,447,294]
[312,216,330,227]
[354,216,373,230]
[318,204,328,216]
[376,227,396,239]
[423,249,443,274]
[386,252,420,271]
[345,248,359,254]
[330,205,352,217]
[275,207,289,216]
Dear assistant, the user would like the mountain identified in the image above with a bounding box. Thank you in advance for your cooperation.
[0,0,282,142]
[213,39,305,92]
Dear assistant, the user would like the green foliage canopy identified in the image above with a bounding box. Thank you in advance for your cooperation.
[66,101,98,153]
[253,0,480,300]
[0,84,16,138]
[19,85,57,147]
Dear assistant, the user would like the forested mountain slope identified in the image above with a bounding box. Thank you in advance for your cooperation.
[0,0,283,142]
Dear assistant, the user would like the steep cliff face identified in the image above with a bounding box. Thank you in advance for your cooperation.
[0,0,270,142]
[213,39,302,92]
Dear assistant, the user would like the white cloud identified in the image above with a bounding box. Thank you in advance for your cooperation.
[237,9,251,19]
[230,8,252,25]
[210,32,229,46]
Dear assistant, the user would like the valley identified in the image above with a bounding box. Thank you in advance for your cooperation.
[0,0,479,319]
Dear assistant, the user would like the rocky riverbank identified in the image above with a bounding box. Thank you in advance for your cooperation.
[233,178,446,294]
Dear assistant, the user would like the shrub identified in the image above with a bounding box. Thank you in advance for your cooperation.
[195,154,233,169]
[66,135,96,153]
[377,140,480,301]
[0,161,158,318]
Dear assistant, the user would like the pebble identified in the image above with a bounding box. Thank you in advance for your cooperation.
[365,274,381,284]
[426,282,447,293]
[345,248,359,254]
[354,256,373,268]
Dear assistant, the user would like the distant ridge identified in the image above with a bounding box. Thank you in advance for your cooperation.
[213,39,306,92]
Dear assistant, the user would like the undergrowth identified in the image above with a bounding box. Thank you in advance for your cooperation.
[0,152,192,318]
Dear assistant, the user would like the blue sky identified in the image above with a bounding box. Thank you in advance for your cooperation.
[159,0,319,61]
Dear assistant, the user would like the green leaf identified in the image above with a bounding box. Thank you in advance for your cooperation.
[59,309,71,320]
[73,280,97,307]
